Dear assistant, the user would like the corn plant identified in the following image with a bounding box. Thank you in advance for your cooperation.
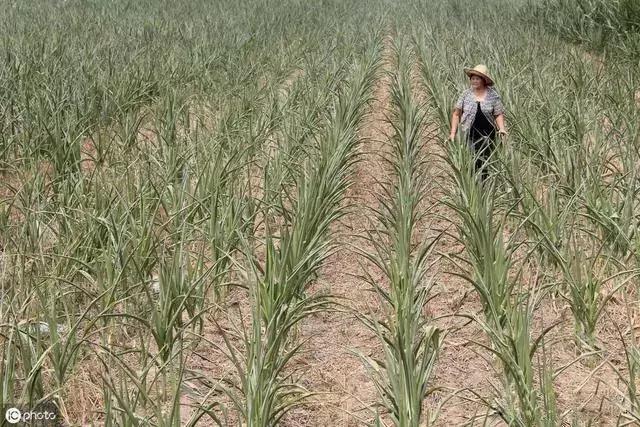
[608,291,640,424]
[555,238,638,351]
[97,332,217,427]
[497,148,578,271]
[581,155,639,259]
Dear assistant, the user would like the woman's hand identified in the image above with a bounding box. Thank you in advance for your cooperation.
[495,114,507,138]
[448,132,456,141]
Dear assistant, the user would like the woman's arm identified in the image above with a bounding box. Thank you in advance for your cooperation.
[495,113,507,135]
[492,89,507,135]
[450,108,462,140]
[450,90,466,140]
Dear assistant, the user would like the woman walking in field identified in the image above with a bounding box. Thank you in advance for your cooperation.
[449,64,507,182]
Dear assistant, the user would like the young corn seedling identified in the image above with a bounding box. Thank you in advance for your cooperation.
[558,236,638,351]
[605,289,640,425]
[443,138,514,330]
[581,153,639,259]
[98,330,213,427]
[193,139,253,305]
[93,242,219,425]
[498,148,579,272]
[1,320,45,406]
[467,278,560,427]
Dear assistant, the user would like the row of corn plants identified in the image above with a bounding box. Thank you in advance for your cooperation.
[357,39,442,427]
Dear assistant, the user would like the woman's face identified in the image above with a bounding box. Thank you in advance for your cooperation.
[470,75,485,89]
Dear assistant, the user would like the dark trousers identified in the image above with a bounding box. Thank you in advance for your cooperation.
[466,133,495,182]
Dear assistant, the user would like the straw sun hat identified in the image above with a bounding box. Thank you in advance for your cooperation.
[464,64,494,86]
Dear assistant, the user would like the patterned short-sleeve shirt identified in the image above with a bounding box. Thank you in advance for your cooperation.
[455,87,505,132]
